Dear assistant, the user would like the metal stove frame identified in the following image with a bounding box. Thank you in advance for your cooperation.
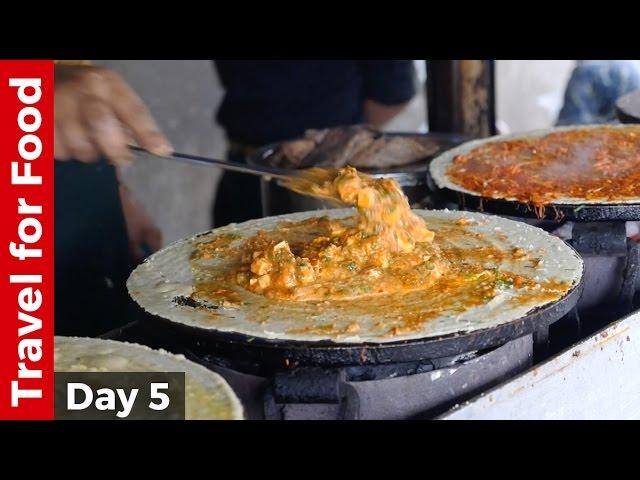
[102,320,534,420]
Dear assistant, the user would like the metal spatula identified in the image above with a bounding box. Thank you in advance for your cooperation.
[129,145,289,181]
[129,145,346,205]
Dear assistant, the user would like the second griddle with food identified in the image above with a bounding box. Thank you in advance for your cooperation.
[429,124,640,221]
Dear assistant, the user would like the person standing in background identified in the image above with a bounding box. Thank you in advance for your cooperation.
[556,60,640,125]
[211,60,417,227]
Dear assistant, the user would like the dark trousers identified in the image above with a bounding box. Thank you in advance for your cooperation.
[212,150,263,228]
[55,160,134,336]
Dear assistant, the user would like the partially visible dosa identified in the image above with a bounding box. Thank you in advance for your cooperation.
[55,336,243,420]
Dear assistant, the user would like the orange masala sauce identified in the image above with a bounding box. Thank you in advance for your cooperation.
[187,167,573,337]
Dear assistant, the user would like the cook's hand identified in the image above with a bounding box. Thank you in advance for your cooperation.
[54,64,173,165]
[119,184,162,263]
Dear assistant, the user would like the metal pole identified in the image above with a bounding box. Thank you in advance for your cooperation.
[426,60,496,138]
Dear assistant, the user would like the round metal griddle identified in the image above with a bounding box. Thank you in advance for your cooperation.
[427,125,640,222]
[428,179,640,222]
[135,276,583,376]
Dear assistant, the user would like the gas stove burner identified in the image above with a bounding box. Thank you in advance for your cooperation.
[189,335,534,420]
[102,320,534,419]
[197,347,481,382]
[569,222,640,318]
[204,339,532,420]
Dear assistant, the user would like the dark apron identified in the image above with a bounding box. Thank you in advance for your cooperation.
[55,160,134,336]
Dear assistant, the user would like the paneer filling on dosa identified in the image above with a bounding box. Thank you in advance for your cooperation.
[231,167,444,301]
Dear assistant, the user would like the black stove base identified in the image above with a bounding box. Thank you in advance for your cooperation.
[206,335,531,420]
[102,321,532,420]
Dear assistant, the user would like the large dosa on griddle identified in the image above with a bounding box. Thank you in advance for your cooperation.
[127,209,583,344]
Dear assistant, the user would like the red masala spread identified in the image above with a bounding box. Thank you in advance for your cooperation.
[447,126,640,206]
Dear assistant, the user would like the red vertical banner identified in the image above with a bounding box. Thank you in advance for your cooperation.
[0,60,54,420]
